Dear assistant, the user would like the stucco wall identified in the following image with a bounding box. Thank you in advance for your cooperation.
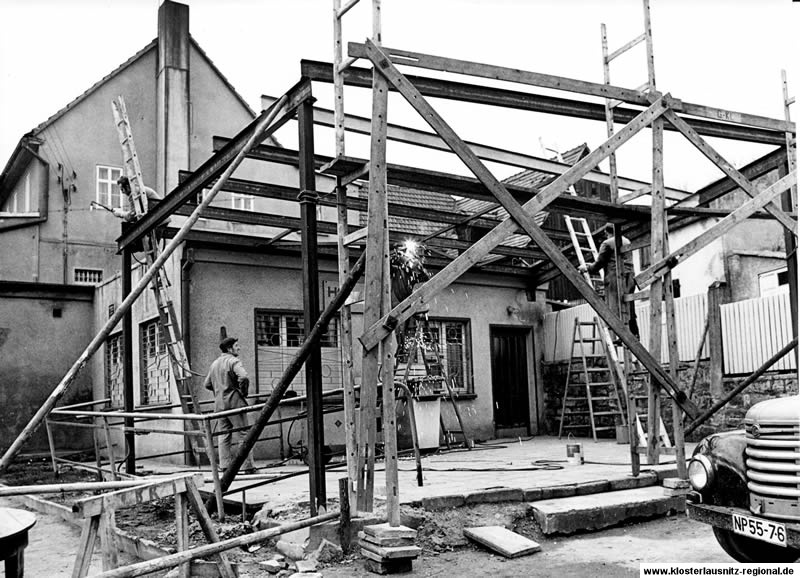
[187,247,541,455]
[0,285,95,453]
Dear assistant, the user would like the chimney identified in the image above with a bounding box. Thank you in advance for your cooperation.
[157,0,190,195]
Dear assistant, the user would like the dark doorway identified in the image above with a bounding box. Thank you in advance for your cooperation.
[490,326,531,432]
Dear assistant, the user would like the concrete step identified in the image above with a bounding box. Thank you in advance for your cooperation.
[529,486,686,535]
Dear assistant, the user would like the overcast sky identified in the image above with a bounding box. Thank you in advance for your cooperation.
[0,0,796,191]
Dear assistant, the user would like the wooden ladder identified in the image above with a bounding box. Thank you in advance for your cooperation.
[396,317,472,450]
[558,318,626,441]
[564,215,659,446]
[111,96,207,465]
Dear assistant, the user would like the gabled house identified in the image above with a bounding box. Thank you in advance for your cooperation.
[0,0,287,450]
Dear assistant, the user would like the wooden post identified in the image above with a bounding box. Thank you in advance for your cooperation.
[338,477,352,553]
[647,115,665,466]
[174,490,190,578]
[99,504,118,571]
[183,479,236,578]
[664,268,686,477]
[356,58,390,513]
[707,281,730,402]
[72,516,100,578]
[102,416,118,481]
[202,420,225,521]
[333,0,358,511]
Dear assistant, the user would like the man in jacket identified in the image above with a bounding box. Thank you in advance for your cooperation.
[203,337,257,473]
[579,223,640,341]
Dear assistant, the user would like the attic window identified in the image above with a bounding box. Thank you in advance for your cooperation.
[231,193,254,211]
[74,268,103,285]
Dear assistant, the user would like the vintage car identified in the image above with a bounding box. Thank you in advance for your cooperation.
[686,395,800,562]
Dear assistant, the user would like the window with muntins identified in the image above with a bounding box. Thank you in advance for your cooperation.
[96,166,123,208]
[105,333,124,408]
[397,318,473,394]
[231,193,254,211]
[255,309,341,395]
[140,319,170,405]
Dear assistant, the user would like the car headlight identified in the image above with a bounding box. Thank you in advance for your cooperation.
[688,454,715,491]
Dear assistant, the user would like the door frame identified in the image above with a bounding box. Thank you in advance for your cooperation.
[489,324,538,435]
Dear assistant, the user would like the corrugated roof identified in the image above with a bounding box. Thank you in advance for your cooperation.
[359,184,460,238]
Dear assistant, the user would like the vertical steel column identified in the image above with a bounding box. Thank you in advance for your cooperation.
[298,98,326,515]
[122,248,136,475]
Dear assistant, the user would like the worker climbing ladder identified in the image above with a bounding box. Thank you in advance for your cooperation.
[111,96,207,464]
[558,317,626,441]
[396,316,472,450]
[564,215,670,448]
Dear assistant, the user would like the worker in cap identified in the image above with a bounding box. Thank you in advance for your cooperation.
[111,176,164,221]
[579,223,640,342]
[203,336,257,474]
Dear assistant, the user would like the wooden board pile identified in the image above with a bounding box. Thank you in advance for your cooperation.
[358,522,421,574]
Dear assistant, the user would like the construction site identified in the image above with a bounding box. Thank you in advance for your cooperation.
[0,0,797,576]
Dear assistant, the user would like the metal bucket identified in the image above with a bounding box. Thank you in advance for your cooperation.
[566,441,584,465]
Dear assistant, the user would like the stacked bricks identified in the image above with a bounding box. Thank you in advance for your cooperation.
[359,523,421,574]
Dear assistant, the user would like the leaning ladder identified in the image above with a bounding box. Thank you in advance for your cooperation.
[564,215,667,447]
[111,96,207,464]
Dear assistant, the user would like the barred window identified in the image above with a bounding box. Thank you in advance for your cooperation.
[254,309,340,395]
[105,333,124,408]
[74,268,103,285]
[140,319,170,405]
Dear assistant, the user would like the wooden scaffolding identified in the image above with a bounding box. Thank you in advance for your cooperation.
[0,0,795,545]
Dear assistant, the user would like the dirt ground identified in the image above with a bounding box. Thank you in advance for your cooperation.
[1,458,730,577]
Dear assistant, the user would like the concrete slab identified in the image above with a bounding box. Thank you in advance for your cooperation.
[530,486,686,535]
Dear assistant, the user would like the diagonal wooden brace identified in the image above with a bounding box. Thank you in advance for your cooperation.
[360,39,698,419]
[636,170,797,288]
[663,108,797,234]
[359,38,669,352]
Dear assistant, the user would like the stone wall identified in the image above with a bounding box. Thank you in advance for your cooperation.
[542,359,798,442]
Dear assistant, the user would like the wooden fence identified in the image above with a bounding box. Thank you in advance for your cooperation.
[721,291,795,374]
[543,291,795,375]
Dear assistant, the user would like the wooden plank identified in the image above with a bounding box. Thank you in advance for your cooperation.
[348,41,652,105]
[359,540,421,559]
[361,40,698,419]
[175,492,190,578]
[607,33,646,62]
[99,506,118,571]
[183,479,236,578]
[663,109,796,233]
[358,530,413,548]
[71,516,99,578]
[463,526,541,558]
[356,67,390,513]
[363,523,417,539]
[635,171,797,288]
[72,474,201,518]
[360,44,671,352]
[647,116,665,465]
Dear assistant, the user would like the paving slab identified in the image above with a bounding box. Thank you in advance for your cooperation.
[530,486,686,535]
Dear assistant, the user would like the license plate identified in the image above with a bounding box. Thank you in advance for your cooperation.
[731,513,787,547]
